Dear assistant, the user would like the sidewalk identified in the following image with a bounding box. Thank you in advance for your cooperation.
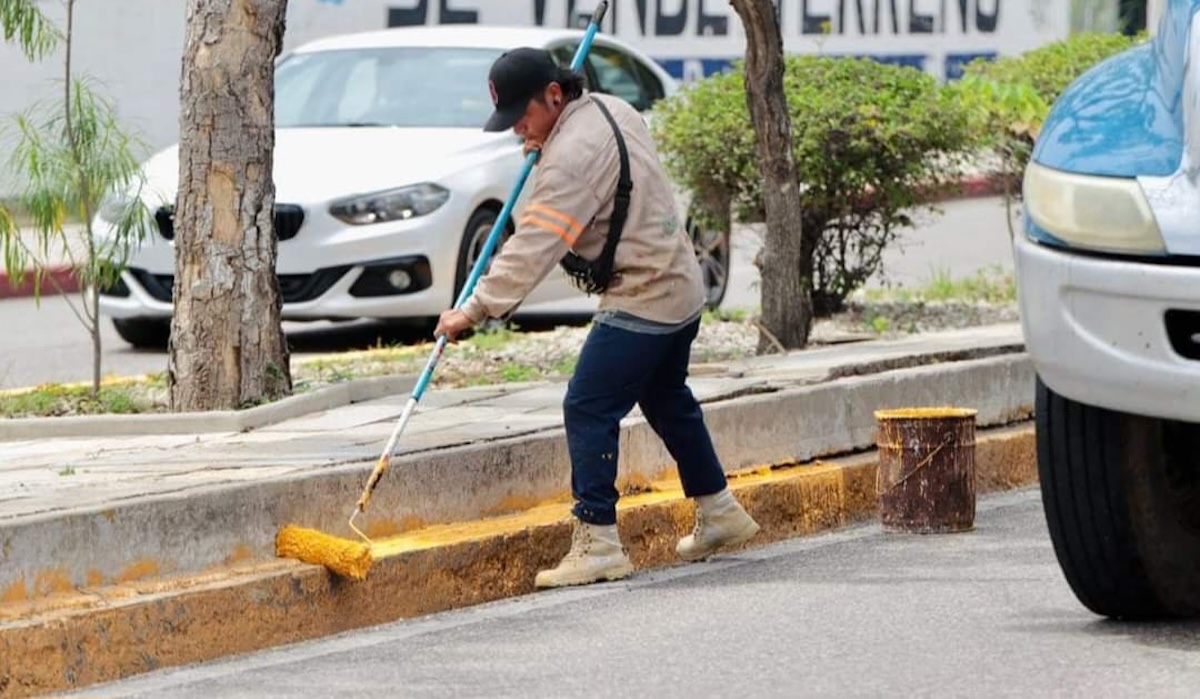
[1,324,1025,516]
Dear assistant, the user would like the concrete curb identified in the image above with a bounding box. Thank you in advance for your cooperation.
[0,423,1037,699]
[0,374,418,441]
[936,172,1009,201]
[0,265,79,301]
[0,353,1034,608]
[0,331,1026,442]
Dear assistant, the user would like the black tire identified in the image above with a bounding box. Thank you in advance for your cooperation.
[112,318,171,350]
[687,215,730,310]
[1037,376,1200,620]
[454,206,511,302]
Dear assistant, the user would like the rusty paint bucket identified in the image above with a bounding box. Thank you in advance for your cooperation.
[874,407,978,534]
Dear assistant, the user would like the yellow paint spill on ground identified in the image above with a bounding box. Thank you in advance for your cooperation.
[225,544,254,566]
[483,495,550,518]
[617,472,661,495]
[114,560,160,583]
[33,569,74,597]
[363,519,406,539]
[1,577,29,604]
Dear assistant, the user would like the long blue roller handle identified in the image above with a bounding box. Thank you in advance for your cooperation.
[349,1,610,533]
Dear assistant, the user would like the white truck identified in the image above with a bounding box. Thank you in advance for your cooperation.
[1018,0,1200,620]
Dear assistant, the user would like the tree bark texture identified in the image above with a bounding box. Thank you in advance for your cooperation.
[170,0,291,411]
[728,0,812,352]
[875,409,978,534]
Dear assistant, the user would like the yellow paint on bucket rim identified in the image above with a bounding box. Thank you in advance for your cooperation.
[873,407,978,420]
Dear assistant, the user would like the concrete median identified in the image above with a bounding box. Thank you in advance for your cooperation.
[0,353,1033,606]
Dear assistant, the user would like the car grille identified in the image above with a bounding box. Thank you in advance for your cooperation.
[128,266,351,304]
[154,204,306,242]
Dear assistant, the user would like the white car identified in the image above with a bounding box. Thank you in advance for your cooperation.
[95,26,729,348]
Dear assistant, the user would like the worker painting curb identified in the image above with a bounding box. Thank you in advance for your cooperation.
[0,424,1036,699]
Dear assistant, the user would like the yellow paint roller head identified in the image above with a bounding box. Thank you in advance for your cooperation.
[275,525,373,580]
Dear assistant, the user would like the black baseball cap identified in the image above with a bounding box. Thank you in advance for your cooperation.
[483,47,561,132]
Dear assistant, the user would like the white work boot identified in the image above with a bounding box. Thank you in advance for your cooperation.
[676,488,761,562]
[535,520,635,589]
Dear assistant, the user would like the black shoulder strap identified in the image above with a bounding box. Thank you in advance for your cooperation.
[589,95,632,265]
[557,95,633,294]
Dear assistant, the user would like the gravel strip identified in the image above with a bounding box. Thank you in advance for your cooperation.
[0,299,1019,417]
[417,299,1018,388]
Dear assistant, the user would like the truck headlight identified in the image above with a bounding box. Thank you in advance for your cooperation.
[1023,161,1166,254]
[329,184,449,225]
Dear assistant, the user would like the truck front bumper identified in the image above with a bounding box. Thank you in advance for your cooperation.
[1015,232,1200,423]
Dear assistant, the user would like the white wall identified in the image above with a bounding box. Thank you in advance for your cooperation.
[0,0,1071,197]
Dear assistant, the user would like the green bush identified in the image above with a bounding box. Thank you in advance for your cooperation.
[648,66,757,234]
[651,55,974,316]
[964,32,1145,105]
[950,32,1147,195]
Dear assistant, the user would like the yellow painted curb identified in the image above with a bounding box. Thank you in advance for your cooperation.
[0,424,1036,698]
[0,374,158,398]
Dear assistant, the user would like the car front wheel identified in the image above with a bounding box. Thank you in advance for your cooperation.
[688,215,729,310]
[112,318,171,350]
[1037,376,1200,620]
[454,206,511,303]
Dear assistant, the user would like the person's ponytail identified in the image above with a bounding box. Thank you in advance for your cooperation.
[555,67,586,102]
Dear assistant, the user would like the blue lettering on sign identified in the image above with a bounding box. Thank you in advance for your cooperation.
[658,52,997,83]
[385,1,1003,36]
[377,2,1002,82]
[944,51,998,79]
[655,58,736,83]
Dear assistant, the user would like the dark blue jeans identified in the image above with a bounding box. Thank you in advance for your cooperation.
[563,316,728,526]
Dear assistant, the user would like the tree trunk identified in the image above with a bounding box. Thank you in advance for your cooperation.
[170,0,292,411]
[729,0,812,352]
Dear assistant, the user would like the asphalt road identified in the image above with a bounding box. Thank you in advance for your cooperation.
[72,488,1200,698]
[0,197,1016,389]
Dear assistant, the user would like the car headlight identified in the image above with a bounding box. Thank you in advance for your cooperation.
[1023,161,1166,254]
[329,184,450,225]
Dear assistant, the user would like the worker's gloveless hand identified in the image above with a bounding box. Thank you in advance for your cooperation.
[522,138,543,157]
[434,309,475,343]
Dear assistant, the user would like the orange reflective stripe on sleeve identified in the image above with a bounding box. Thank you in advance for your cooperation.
[521,209,580,246]
[527,204,584,240]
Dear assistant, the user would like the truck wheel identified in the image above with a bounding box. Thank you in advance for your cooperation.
[112,318,170,350]
[1037,377,1200,620]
